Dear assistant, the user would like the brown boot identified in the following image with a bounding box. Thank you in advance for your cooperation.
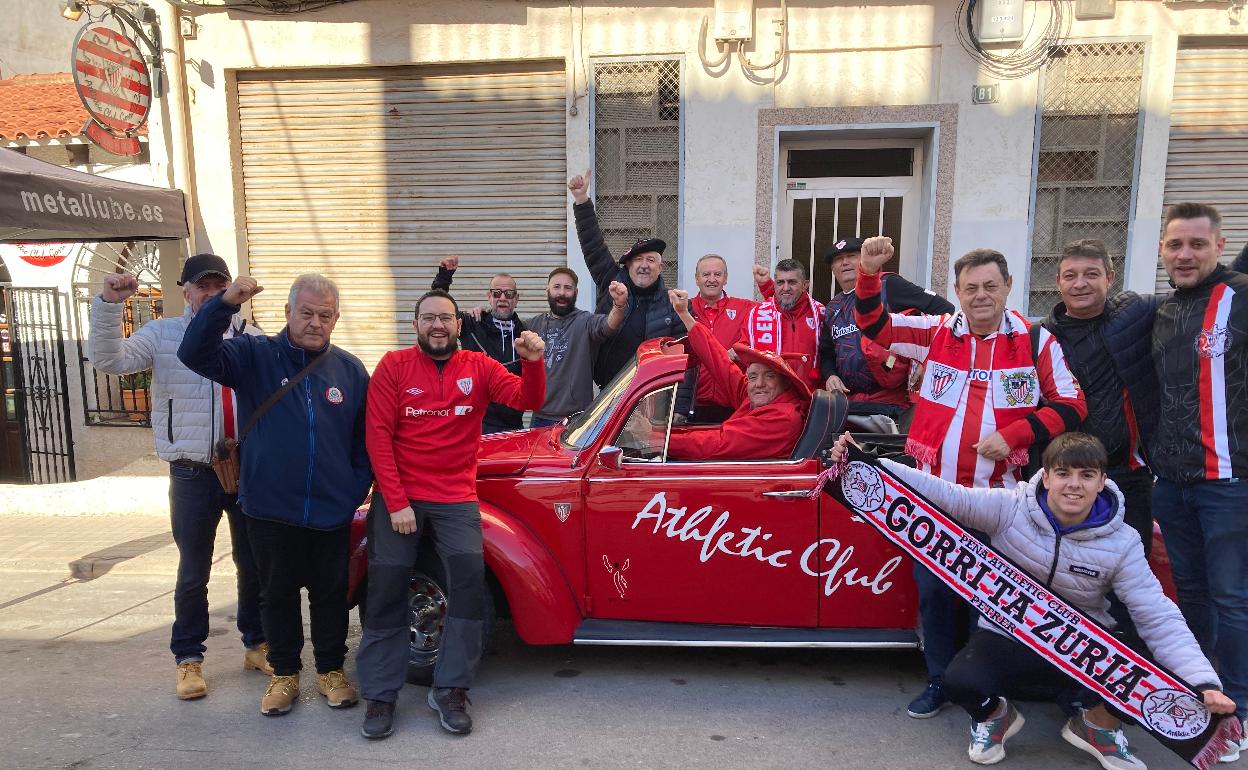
[260,674,299,716]
[243,643,274,675]
[317,670,359,709]
[176,661,207,700]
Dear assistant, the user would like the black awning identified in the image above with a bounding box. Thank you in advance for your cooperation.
[0,146,189,242]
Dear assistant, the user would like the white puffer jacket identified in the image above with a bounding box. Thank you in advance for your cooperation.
[88,296,260,464]
[882,459,1222,689]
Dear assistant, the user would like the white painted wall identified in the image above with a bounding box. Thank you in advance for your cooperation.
[0,0,82,77]
[171,0,1243,308]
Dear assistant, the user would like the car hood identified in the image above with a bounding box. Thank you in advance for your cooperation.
[477,427,549,476]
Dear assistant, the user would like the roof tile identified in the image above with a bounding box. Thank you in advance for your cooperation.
[0,72,147,141]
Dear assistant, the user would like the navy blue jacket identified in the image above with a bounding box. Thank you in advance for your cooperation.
[178,294,372,530]
[1042,291,1161,467]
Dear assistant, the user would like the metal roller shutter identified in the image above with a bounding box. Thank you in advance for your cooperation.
[235,61,567,369]
[1159,44,1248,292]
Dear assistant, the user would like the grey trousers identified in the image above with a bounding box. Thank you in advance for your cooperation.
[355,497,486,703]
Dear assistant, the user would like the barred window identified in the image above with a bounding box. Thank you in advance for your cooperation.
[592,59,682,289]
[1028,43,1145,316]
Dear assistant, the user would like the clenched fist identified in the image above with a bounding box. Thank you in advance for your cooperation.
[753,264,771,286]
[859,236,894,276]
[567,169,592,204]
[101,273,139,304]
[221,276,263,306]
[440,255,460,271]
[668,288,690,316]
[608,280,629,308]
[514,330,547,361]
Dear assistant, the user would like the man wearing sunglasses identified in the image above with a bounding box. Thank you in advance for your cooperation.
[431,256,529,434]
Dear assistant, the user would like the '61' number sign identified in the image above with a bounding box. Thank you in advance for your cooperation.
[71,22,152,157]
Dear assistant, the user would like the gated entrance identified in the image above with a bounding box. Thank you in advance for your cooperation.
[2,287,76,484]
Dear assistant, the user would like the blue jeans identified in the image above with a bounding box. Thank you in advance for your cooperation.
[914,562,981,681]
[530,416,562,429]
[1154,478,1248,719]
[168,463,264,663]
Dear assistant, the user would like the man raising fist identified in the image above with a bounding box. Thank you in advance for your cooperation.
[356,289,545,740]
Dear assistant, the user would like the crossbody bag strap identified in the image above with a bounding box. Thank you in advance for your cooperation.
[237,346,333,443]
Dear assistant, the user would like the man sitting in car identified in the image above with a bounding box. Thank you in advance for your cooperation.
[665,289,810,461]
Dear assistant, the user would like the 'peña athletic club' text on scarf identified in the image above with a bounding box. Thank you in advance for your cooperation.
[825,445,1243,770]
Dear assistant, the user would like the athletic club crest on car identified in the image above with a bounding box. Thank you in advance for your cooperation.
[929,363,958,399]
[457,377,473,395]
[325,386,344,404]
[554,503,571,522]
[999,371,1037,407]
[1196,324,1230,359]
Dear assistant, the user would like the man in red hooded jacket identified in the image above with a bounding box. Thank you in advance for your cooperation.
[668,289,810,461]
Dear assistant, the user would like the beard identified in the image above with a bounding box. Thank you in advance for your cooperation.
[547,294,577,317]
[777,295,799,311]
[417,333,458,357]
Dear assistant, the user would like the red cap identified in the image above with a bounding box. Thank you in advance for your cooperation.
[730,344,812,400]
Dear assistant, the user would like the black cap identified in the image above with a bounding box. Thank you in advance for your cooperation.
[177,253,232,286]
[824,237,865,263]
[619,237,667,265]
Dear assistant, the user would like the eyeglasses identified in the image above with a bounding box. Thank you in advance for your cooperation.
[417,313,456,325]
[489,289,518,299]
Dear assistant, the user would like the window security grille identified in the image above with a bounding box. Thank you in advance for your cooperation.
[1029,42,1144,316]
[592,60,681,289]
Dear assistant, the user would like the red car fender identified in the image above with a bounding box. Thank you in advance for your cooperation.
[481,503,582,645]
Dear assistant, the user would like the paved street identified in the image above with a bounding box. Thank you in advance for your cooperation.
[0,507,1197,770]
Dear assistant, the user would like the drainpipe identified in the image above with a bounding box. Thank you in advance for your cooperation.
[160,1,199,257]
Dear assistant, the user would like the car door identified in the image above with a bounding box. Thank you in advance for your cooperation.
[814,490,918,629]
[583,384,820,627]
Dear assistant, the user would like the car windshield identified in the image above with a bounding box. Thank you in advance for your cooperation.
[561,360,638,450]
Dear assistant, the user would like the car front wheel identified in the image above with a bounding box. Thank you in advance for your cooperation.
[405,562,497,686]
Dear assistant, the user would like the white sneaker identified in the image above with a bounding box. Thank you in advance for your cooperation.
[1220,719,1247,763]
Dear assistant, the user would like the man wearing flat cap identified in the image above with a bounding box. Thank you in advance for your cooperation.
[569,171,679,386]
[88,253,269,701]
[819,237,954,419]
[666,289,809,460]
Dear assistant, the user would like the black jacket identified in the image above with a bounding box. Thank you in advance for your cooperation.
[1151,265,1248,483]
[431,267,528,429]
[1042,291,1161,470]
[573,200,679,386]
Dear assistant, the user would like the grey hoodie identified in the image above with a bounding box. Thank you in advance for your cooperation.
[526,308,617,421]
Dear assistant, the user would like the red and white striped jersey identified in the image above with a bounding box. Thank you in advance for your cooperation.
[855,270,1086,488]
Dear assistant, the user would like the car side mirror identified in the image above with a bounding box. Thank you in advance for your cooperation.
[598,445,623,470]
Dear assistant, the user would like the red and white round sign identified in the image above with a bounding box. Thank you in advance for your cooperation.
[71,23,152,138]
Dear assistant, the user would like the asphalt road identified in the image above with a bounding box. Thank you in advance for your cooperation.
[0,525,1198,770]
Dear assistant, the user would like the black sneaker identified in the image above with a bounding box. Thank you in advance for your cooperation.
[360,699,395,740]
[427,687,473,734]
[907,680,952,719]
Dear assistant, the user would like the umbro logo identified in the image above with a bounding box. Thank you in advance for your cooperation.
[406,387,424,396]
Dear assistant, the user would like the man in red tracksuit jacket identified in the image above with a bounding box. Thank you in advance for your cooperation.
[355,289,545,739]
[679,254,759,421]
[668,290,810,460]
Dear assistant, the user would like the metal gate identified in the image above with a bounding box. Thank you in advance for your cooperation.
[8,288,76,483]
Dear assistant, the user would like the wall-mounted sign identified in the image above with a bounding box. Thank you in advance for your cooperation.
[14,243,73,268]
[972,84,1000,104]
[71,22,152,157]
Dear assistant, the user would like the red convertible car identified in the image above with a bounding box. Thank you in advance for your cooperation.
[347,339,1176,685]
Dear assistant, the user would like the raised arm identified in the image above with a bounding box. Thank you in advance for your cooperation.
[485,330,547,411]
[854,237,944,362]
[176,279,260,388]
[569,170,619,293]
[431,255,458,291]
[87,274,158,375]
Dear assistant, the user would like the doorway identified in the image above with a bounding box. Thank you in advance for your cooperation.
[778,144,924,304]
